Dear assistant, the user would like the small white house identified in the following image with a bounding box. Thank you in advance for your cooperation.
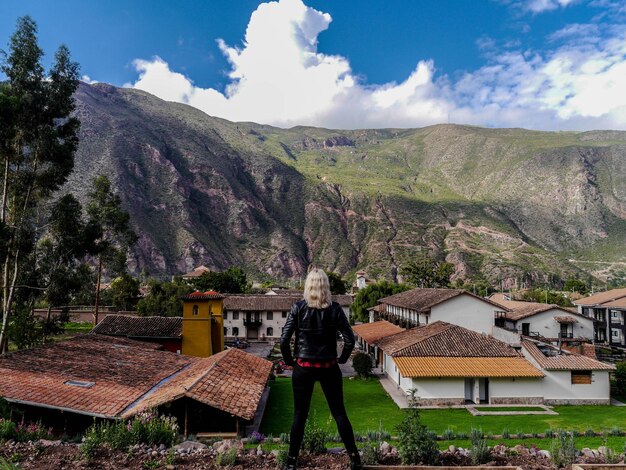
[377,288,508,334]
[376,321,614,406]
[521,339,615,404]
[377,321,544,406]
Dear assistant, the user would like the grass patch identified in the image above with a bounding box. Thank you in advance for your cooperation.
[473,406,547,412]
[419,407,626,435]
[260,378,626,440]
[260,377,406,435]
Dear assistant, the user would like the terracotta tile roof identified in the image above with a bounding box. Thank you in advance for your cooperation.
[181,266,211,278]
[0,335,272,421]
[124,348,272,421]
[92,315,182,339]
[181,291,225,300]
[495,299,590,322]
[367,304,385,313]
[603,297,626,309]
[574,288,626,306]
[380,288,508,313]
[224,295,352,311]
[522,340,615,371]
[554,315,577,324]
[377,321,520,357]
[352,321,404,345]
[394,357,544,378]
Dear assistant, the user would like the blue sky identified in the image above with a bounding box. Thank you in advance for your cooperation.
[1,0,626,130]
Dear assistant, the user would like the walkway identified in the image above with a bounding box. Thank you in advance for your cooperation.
[611,398,626,406]
[378,375,409,408]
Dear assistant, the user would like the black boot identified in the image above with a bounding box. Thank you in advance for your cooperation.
[349,451,363,470]
[283,455,297,470]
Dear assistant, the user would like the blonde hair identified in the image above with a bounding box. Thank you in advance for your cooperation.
[303,268,332,309]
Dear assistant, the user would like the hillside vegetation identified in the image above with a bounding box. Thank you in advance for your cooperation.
[66,83,626,284]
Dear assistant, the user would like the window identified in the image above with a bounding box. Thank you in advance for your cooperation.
[521,323,530,336]
[232,327,239,337]
[192,305,199,316]
[224,327,228,336]
[282,311,287,318]
[571,370,592,384]
[233,312,239,320]
[612,329,620,338]
[267,311,273,321]
[267,327,274,336]
[223,312,228,320]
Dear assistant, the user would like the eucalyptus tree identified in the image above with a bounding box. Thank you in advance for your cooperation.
[0,17,79,352]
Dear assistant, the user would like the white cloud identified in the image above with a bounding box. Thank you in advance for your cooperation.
[81,75,99,84]
[127,0,626,131]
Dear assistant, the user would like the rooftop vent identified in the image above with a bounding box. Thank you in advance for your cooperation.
[64,380,95,388]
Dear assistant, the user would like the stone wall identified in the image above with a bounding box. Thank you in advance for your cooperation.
[490,397,544,405]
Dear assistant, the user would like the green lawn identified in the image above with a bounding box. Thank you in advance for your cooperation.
[260,377,406,435]
[261,377,626,439]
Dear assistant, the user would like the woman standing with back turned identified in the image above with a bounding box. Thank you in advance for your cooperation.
[280,268,362,470]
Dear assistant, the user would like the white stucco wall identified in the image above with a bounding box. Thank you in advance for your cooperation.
[513,309,594,340]
[430,294,496,334]
[521,348,611,403]
[410,378,465,399]
[490,378,544,402]
[492,326,521,346]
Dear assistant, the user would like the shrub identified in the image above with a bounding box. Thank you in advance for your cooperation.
[584,427,595,437]
[470,429,490,465]
[615,362,626,395]
[550,429,578,468]
[216,447,237,467]
[276,449,289,468]
[302,413,328,454]
[81,410,179,458]
[442,428,455,440]
[609,426,622,437]
[544,429,554,438]
[352,352,373,378]
[361,441,381,465]
[502,428,510,439]
[0,418,52,442]
[395,409,439,465]
[279,433,290,445]
[0,457,20,470]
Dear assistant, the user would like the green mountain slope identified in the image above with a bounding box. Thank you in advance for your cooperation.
[67,83,626,284]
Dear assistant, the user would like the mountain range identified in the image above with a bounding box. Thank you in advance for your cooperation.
[67,83,626,285]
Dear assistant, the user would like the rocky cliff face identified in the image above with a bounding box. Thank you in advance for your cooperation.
[67,83,626,283]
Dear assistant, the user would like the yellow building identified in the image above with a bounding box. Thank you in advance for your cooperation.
[181,291,225,357]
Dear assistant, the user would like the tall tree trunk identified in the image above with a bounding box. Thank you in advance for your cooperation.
[93,257,102,325]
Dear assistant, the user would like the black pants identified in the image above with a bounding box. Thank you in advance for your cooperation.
[288,363,358,458]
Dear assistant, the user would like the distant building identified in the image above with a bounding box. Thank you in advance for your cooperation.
[575,288,626,346]
[489,295,594,344]
[181,265,211,281]
[377,288,508,334]
[351,271,375,293]
[180,291,225,357]
[223,293,353,340]
[92,315,182,353]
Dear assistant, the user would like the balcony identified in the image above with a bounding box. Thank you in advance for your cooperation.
[243,315,262,327]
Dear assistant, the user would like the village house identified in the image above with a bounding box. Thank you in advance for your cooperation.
[0,334,272,436]
[91,315,182,353]
[376,321,545,405]
[352,320,404,368]
[521,338,614,404]
[489,293,594,345]
[575,288,626,346]
[223,293,353,341]
[376,288,508,334]
[351,271,376,293]
[369,320,614,405]
[180,265,211,281]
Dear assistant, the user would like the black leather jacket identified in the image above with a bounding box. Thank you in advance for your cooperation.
[280,300,355,366]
